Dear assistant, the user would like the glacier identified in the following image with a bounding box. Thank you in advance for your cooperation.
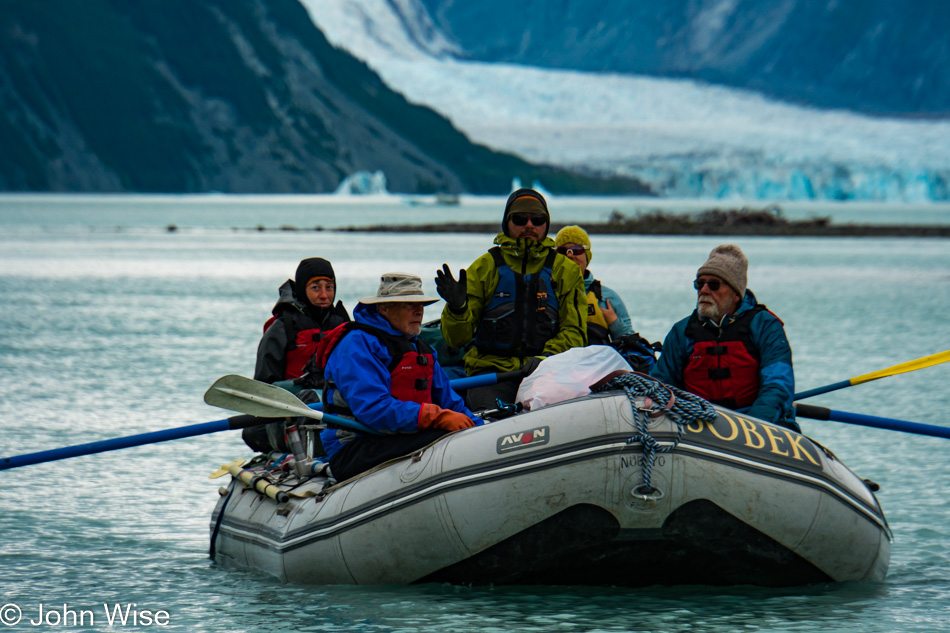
[299,0,950,202]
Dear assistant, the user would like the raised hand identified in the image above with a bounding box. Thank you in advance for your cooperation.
[435,264,467,312]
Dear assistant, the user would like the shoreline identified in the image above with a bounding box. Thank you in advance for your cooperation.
[206,207,950,237]
[333,222,950,237]
[332,208,950,237]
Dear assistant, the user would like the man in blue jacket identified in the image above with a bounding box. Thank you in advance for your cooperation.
[319,272,482,482]
[651,244,798,431]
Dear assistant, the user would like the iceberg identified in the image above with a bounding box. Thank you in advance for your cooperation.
[334,170,389,195]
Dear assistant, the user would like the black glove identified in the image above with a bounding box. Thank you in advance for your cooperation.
[435,264,467,312]
[522,356,544,376]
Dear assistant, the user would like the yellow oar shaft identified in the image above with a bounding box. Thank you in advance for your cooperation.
[851,350,950,386]
[796,350,950,401]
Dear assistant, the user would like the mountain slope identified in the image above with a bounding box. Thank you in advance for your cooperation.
[419,0,950,117]
[0,0,649,194]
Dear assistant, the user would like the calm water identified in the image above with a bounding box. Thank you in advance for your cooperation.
[1,195,949,632]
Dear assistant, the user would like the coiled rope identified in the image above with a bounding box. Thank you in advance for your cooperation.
[594,372,719,494]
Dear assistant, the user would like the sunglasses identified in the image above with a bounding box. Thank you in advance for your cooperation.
[693,278,722,291]
[509,213,548,227]
[556,244,588,257]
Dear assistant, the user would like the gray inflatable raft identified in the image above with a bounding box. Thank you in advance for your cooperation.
[209,390,890,586]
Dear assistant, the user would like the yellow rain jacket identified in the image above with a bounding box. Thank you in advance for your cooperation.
[441,233,587,376]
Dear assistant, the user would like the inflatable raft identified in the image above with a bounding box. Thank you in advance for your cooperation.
[208,378,890,587]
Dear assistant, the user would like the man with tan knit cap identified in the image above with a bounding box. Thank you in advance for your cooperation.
[651,244,798,430]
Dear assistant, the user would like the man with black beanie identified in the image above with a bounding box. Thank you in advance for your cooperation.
[435,188,587,411]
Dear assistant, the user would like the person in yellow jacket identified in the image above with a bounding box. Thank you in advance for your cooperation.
[435,188,587,410]
[554,225,634,345]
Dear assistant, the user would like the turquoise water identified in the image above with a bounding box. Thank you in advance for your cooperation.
[1,192,949,229]
[1,196,949,632]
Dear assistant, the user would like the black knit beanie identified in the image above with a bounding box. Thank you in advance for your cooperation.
[294,257,336,302]
[502,188,549,236]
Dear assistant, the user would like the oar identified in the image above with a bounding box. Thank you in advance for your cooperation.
[0,375,382,472]
[203,374,382,436]
[795,404,950,440]
[449,369,526,391]
[273,368,523,396]
[794,350,950,401]
[0,413,271,471]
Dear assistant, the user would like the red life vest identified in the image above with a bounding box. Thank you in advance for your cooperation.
[317,322,436,411]
[262,312,329,380]
[682,305,768,410]
[263,303,349,380]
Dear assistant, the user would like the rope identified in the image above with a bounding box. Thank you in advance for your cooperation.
[594,373,719,494]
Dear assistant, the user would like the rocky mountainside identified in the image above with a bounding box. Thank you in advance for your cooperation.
[0,0,649,194]
[420,0,950,117]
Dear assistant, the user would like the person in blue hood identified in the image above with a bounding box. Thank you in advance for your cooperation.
[651,244,798,431]
[319,272,482,482]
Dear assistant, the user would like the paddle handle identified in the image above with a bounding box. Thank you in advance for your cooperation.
[450,369,526,391]
[795,404,950,440]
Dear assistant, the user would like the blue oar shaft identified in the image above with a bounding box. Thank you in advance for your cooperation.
[2,372,503,472]
[793,380,852,401]
[296,369,520,395]
[795,404,950,440]
[304,403,381,435]
[449,369,525,391]
[0,416,252,471]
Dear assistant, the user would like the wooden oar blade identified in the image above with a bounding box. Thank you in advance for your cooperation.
[204,375,322,420]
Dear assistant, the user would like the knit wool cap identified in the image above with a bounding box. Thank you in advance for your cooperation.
[554,225,592,263]
[295,257,336,300]
[359,272,440,305]
[697,244,748,298]
[502,188,549,236]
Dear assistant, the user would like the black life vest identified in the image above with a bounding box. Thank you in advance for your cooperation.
[682,305,768,410]
[318,322,436,415]
[585,279,611,345]
[473,247,560,357]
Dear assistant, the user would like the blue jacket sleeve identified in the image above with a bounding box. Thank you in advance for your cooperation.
[601,285,634,339]
[650,317,690,388]
[324,332,423,434]
[744,311,795,425]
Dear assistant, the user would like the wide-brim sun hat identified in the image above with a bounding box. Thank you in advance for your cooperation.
[359,272,440,305]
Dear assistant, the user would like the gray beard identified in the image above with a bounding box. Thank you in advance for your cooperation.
[697,301,721,321]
